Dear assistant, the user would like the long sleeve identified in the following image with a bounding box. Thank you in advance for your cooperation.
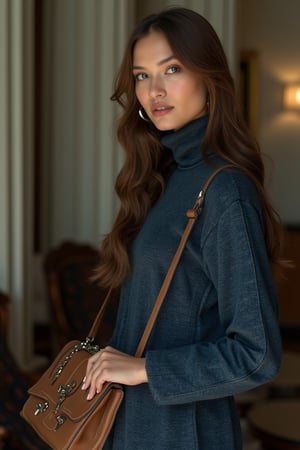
[145,198,281,405]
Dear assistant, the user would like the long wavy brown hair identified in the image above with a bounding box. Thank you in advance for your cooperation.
[94,7,283,288]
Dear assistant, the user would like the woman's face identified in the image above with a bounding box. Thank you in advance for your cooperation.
[133,31,207,131]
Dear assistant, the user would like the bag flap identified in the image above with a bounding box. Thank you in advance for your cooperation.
[60,380,122,421]
[28,341,123,422]
[28,340,84,402]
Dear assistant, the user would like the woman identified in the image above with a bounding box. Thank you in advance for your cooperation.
[83,8,282,449]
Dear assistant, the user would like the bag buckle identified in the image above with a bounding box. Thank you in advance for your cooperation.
[54,415,66,431]
[34,401,49,416]
[54,381,76,414]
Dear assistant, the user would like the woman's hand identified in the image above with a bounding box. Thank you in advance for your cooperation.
[82,346,148,400]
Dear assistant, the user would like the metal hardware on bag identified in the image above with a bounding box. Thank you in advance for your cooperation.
[193,190,204,217]
[54,415,66,431]
[187,191,204,219]
[51,337,100,383]
[54,381,76,414]
[34,401,49,416]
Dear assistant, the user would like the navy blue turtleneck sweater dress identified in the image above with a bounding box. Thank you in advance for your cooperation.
[104,116,281,449]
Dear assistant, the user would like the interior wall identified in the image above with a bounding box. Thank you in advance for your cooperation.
[237,0,300,225]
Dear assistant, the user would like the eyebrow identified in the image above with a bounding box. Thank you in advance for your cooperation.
[132,55,176,70]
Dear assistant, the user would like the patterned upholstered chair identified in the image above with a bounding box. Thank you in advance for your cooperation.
[0,292,50,449]
[43,241,119,353]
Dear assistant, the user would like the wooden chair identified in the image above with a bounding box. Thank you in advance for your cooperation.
[43,241,119,352]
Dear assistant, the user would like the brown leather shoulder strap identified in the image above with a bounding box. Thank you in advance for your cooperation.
[89,164,235,346]
[88,286,113,338]
[134,164,235,357]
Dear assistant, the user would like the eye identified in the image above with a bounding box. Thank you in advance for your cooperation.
[166,65,180,74]
[134,72,148,81]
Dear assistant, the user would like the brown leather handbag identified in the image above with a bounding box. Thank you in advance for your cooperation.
[20,297,124,450]
[20,165,233,449]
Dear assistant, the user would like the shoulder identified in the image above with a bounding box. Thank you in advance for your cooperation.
[197,158,261,206]
[206,166,259,205]
[199,164,263,236]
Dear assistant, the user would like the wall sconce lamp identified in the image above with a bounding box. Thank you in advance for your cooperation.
[283,83,300,110]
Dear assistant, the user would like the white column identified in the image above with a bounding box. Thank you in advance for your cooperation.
[0,0,10,292]
[0,0,35,368]
[40,0,135,250]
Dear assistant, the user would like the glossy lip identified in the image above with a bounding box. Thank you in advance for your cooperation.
[151,102,173,117]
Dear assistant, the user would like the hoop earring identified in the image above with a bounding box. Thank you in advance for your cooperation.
[206,97,210,112]
[138,107,150,122]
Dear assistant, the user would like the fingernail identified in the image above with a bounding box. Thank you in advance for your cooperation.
[86,392,91,401]
[81,383,86,390]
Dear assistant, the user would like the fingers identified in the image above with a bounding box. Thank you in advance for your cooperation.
[83,348,106,399]
[83,347,120,400]
[82,346,147,401]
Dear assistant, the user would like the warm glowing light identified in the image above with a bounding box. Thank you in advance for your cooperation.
[283,84,300,110]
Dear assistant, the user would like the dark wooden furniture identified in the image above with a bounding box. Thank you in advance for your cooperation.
[248,400,300,449]
[0,292,9,339]
[276,228,300,327]
[269,351,300,398]
[43,240,119,352]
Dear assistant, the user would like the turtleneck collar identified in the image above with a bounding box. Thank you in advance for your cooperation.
[160,115,209,168]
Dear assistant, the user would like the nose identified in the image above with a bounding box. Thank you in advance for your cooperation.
[149,75,166,99]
